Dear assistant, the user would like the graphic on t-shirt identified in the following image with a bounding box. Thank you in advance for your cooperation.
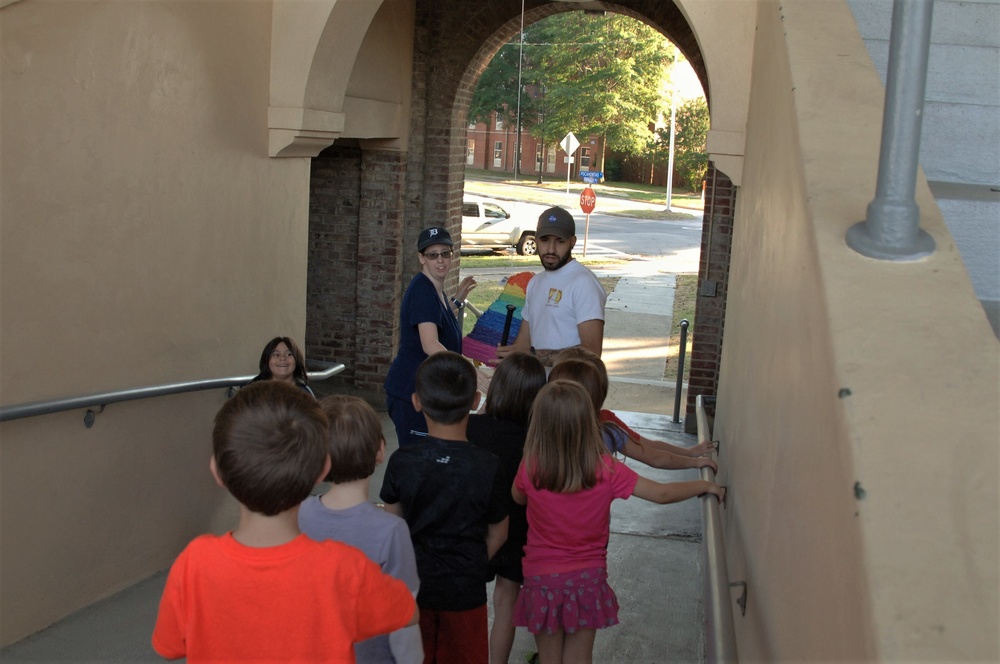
[546,288,563,306]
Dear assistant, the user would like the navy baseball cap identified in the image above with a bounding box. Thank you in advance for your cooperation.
[536,207,575,239]
[417,226,454,252]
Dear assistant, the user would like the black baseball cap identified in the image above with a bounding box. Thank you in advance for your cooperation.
[417,227,454,252]
[536,207,575,239]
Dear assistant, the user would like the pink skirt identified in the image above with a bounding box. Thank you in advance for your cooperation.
[512,567,619,635]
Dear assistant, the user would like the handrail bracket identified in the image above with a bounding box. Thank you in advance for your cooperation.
[83,405,106,429]
[730,580,748,617]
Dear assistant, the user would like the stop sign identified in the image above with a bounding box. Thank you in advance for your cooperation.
[580,186,596,214]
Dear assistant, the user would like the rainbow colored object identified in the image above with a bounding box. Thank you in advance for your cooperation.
[463,271,534,366]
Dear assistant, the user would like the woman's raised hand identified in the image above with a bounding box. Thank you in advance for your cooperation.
[456,276,478,302]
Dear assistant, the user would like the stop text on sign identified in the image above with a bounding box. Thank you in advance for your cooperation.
[580,187,596,214]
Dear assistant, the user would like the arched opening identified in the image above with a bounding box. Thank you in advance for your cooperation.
[302,0,742,424]
[443,3,735,431]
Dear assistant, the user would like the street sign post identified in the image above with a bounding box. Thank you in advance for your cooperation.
[560,132,580,156]
[580,186,596,256]
[560,132,580,197]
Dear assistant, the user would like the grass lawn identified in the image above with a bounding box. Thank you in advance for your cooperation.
[611,208,699,221]
[464,169,704,213]
[458,253,629,271]
[664,274,697,382]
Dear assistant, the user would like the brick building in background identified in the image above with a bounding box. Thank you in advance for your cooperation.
[464,111,602,180]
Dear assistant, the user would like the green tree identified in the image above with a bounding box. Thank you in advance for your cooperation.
[469,13,676,174]
[662,97,709,191]
[468,41,529,130]
[525,14,676,164]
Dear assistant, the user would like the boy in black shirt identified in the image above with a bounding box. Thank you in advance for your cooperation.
[381,351,509,664]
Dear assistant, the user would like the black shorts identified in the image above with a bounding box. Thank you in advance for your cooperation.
[487,551,524,584]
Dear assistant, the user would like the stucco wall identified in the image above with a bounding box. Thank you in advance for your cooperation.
[679,0,755,185]
[717,1,999,660]
[0,1,310,644]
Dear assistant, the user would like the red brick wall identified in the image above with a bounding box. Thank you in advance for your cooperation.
[306,143,406,393]
[306,143,362,382]
[684,162,735,432]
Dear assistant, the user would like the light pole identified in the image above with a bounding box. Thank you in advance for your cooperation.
[665,91,676,211]
[536,85,545,185]
[513,0,525,180]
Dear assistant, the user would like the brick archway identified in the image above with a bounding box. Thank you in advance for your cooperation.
[415,0,738,416]
[306,0,738,403]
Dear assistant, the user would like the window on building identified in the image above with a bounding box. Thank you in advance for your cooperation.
[468,121,477,129]
[580,147,591,170]
[466,139,475,165]
[493,141,503,168]
[535,144,544,170]
[495,116,504,131]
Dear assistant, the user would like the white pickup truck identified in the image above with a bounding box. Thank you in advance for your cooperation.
[460,198,537,255]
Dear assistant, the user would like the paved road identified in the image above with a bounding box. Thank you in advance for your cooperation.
[469,195,702,270]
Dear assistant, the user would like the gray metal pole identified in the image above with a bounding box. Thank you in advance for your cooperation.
[672,319,689,423]
[846,0,936,261]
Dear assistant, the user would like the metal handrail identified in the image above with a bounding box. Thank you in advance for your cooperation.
[697,394,739,663]
[0,360,345,423]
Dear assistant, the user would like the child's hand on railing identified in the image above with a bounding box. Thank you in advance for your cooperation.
[696,456,719,474]
[688,439,718,457]
[703,482,726,504]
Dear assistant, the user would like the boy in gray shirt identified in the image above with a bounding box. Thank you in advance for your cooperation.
[299,395,422,664]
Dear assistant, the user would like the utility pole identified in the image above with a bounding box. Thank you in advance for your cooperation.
[665,91,676,211]
[536,85,545,184]
[513,0,525,180]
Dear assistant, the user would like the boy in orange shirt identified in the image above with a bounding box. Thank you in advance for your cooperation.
[152,381,418,662]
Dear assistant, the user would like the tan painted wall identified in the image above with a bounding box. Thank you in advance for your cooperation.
[0,0,309,644]
[2,0,416,643]
[716,1,999,660]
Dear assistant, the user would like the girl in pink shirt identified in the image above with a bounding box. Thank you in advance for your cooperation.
[511,380,724,664]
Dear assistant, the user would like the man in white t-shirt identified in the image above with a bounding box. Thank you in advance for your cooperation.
[496,206,606,367]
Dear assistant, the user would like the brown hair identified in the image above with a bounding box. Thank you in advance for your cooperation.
[548,359,605,415]
[213,381,328,516]
[484,351,546,426]
[254,336,310,386]
[319,395,383,483]
[553,347,608,407]
[523,380,607,493]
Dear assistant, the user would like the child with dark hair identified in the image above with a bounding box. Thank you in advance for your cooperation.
[152,381,417,662]
[251,336,315,397]
[467,351,547,664]
[299,395,423,664]
[380,351,509,664]
[551,350,717,471]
